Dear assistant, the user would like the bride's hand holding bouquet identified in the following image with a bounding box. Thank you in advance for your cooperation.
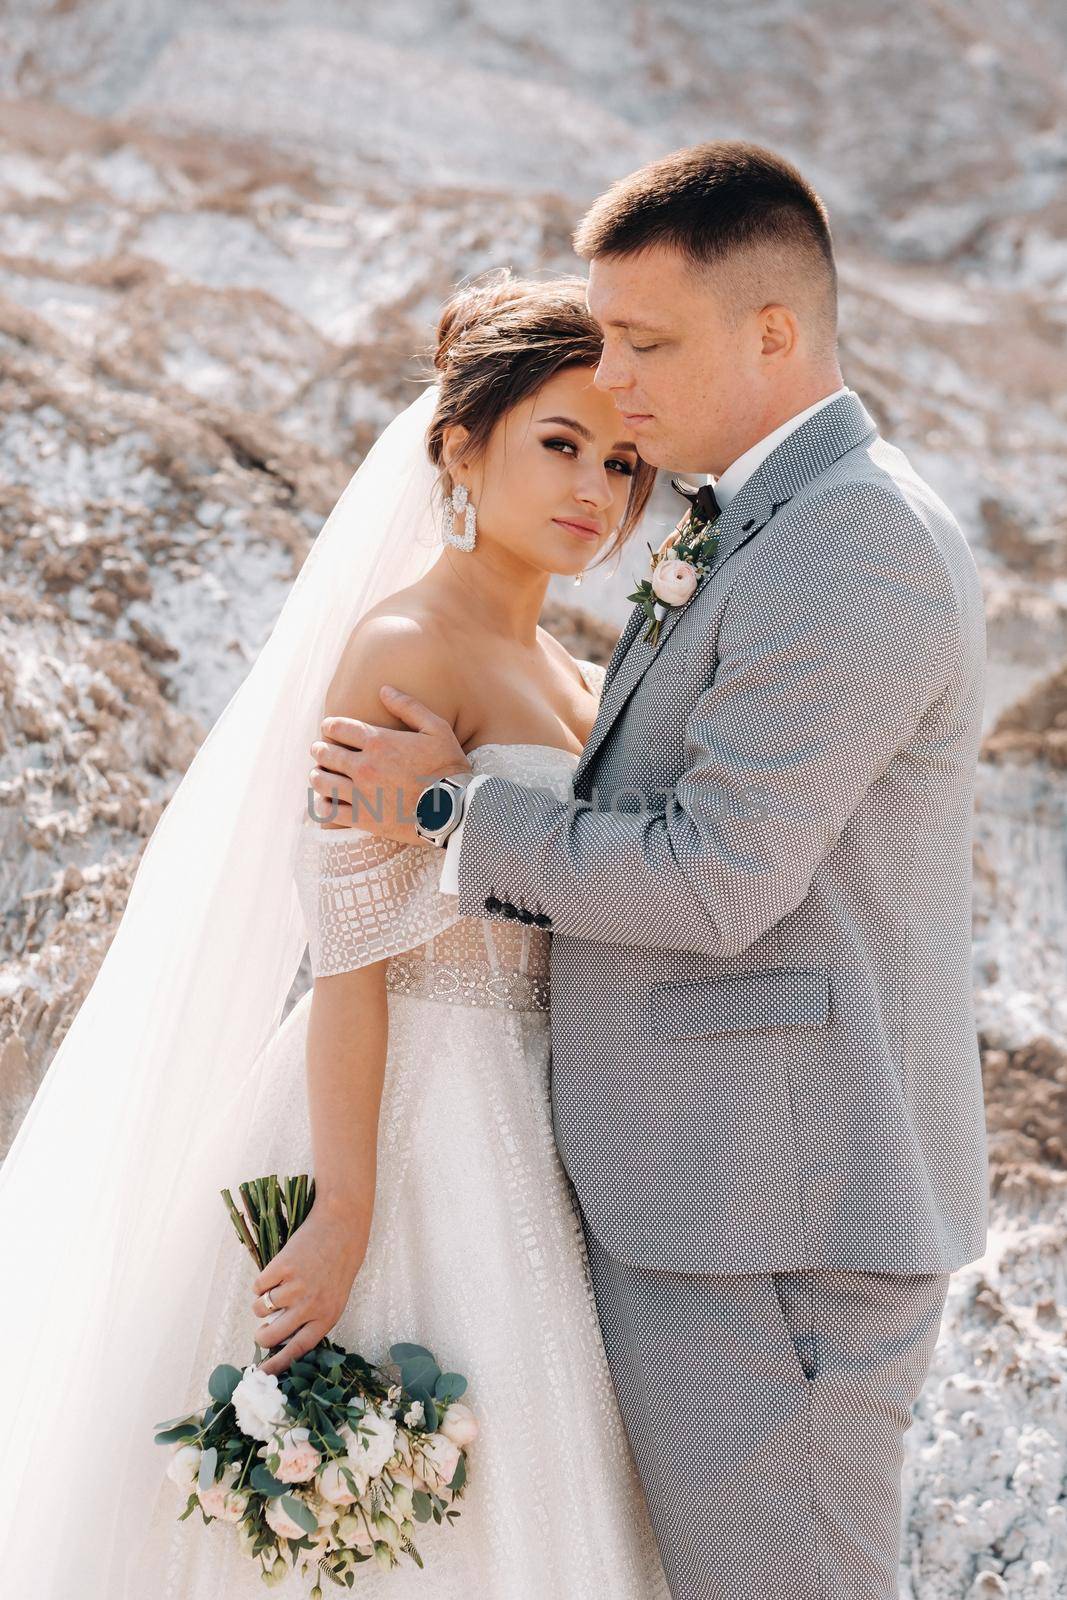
[248,1183,372,1379]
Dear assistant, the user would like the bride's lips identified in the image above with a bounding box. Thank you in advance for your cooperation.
[552,517,601,542]
[621,411,653,425]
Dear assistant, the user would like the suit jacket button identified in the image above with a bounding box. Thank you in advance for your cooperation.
[485,895,502,912]
[517,908,534,924]
[533,913,551,928]
[500,901,518,918]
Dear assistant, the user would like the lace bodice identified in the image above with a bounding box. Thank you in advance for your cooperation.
[294,659,605,1015]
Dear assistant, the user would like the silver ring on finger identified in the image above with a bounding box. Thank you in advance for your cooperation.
[263,1287,279,1314]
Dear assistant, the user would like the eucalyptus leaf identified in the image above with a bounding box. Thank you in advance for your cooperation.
[250,1463,288,1497]
[280,1494,319,1535]
[433,1372,467,1403]
[388,1342,435,1364]
[153,1410,199,1432]
[411,1490,433,1524]
[207,1363,243,1404]
[197,1445,218,1493]
[398,1354,439,1399]
[154,1422,200,1446]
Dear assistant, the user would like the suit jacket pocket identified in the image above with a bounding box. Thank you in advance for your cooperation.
[650,967,831,1037]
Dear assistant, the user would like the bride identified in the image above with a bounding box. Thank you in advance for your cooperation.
[0,269,671,1597]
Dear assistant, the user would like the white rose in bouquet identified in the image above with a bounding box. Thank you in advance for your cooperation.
[418,1431,461,1491]
[166,1442,201,1489]
[439,1400,479,1448]
[270,1425,322,1483]
[197,1463,249,1523]
[232,1364,290,1442]
[264,1494,310,1542]
[346,1405,397,1480]
[334,1423,372,1496]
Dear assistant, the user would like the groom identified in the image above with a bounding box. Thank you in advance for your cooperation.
[310,141,989,1599]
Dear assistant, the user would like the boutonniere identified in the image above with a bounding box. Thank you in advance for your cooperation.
[626,480,722,647]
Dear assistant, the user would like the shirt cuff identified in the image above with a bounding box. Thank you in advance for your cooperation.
[438,773,491,895]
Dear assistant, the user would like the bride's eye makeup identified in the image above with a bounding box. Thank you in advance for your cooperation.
[543,436,636,476]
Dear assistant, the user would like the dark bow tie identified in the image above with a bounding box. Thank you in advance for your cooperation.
[670,476,721,524]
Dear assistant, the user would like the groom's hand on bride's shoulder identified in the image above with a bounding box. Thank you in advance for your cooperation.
[309,688,470,846]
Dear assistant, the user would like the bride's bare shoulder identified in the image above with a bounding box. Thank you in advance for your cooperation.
[324,594,459,730]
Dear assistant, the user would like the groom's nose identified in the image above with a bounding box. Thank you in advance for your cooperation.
[593,345,633,393]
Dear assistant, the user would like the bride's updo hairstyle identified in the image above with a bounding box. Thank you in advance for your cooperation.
[425,268,656,572]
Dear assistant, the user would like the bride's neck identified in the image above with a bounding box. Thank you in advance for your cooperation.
[427,548,550,646]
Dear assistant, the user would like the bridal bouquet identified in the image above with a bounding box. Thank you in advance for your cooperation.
[154,1175,477,1593]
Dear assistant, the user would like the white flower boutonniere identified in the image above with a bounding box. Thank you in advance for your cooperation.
[651,557,699,607]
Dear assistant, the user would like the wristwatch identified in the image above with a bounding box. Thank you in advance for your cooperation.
[414,771,477,847]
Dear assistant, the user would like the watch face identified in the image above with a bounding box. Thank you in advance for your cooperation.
[416,784,454,835]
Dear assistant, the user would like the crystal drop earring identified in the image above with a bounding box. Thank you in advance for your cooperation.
[444,481,477,551]
[575,523,618,585]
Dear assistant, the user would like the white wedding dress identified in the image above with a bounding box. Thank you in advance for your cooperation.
[128,658,670,1600]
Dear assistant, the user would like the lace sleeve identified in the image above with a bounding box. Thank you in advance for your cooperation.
[295,821,465,978]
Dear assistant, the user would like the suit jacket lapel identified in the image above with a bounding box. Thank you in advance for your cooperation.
[573,472,778,793]
[572,390,878,796]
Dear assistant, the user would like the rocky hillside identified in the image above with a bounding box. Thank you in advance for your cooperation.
[1,5,1065,1594]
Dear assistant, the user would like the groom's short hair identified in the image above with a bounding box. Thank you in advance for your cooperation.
[573,141,838,349]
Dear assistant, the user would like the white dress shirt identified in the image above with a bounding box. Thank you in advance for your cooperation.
[438,385,849,895]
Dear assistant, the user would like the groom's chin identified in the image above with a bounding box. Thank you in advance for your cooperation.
[635,436,699,473]
[633,439,674,469]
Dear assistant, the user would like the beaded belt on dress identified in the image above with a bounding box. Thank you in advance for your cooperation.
[384,951,550,1013]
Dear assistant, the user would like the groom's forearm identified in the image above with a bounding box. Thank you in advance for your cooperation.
[453,776,746,954]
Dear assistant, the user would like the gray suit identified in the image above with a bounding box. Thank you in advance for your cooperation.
[455,390,989,1597]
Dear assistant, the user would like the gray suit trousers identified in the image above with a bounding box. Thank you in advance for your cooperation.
[581,1212,950,1600]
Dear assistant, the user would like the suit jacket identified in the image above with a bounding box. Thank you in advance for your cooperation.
[455,389,990,1277]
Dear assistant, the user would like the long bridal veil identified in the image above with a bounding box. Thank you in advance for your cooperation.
[0,382,444,1594]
